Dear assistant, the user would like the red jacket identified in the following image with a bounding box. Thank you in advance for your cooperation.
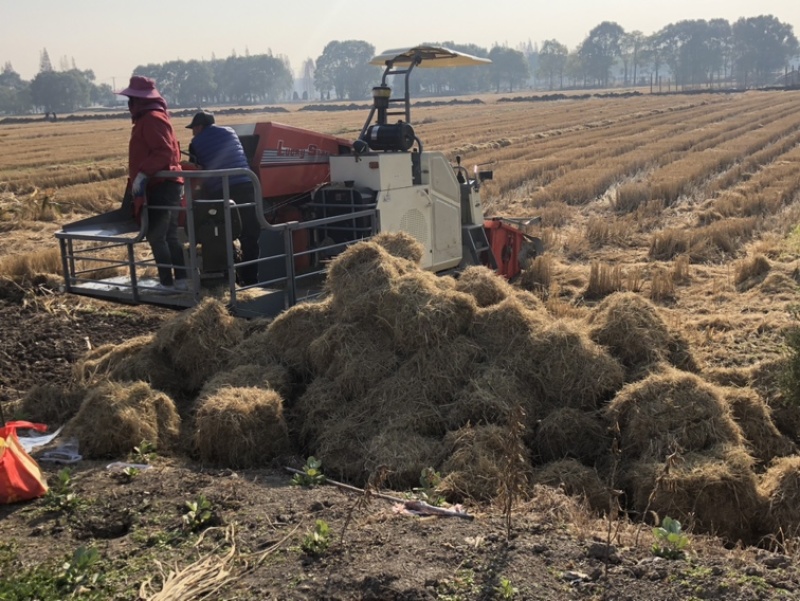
[128,109,184,188]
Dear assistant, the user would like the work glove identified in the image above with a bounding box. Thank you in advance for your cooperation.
[132,172,148,197]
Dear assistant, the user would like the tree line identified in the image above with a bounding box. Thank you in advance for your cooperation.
[0,14,797,116]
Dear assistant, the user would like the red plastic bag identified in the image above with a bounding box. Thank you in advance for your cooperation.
[0,421,49,504]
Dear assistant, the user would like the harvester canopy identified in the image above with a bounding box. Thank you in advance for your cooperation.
[370,46,492,68]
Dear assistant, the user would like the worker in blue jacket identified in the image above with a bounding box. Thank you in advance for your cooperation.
[187,111,260,285]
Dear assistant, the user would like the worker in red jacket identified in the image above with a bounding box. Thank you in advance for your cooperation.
[116,75,187,292]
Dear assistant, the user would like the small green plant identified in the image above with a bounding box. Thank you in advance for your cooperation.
[436,568,476,601]
[291,456,326,487]
[44,468,80,512]
[300,519,331,556]
[413,467,444,506]
[0,545,103,601]
[181,495,214,532]
[495,576,518,599]
[130,440,157,464]
[57,546,101,592]
[652,516,689,559]
[113,466,140,483]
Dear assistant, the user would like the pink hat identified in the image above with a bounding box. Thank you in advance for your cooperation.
[115,75,162,99]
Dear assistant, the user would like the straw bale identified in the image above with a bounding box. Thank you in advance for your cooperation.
[531,459,610,513]
[758,456,800,537]
[370,230,424,264]
[104,344,179,393]
[447,364,533,430]
[312,411,376,484]
[739,358,800,442]
[396,335,484,400]
[73,335,154,383]
[625,445,761,544]
[703,366,751,388]
[262,298,334,377]
[369,373,449,437]
[439,424,533,502]
[308,322,399,397]
[356,336,484,436]
[724,387,797,464]
[514,289,546,313]
[759,272,797,295]
[606,368,744,461]
[198,363,293,400]
[470,296,549,358]
[454,265,517,307]
[533,408,609,465]
[505,319,625,413]
[325,241,404,321]
[377,272,477,350]
[225,330,280,370]
[587,292,697,380]
[289,377,349,448]
[193,387,290,468]
[153,298,245,392]
[19,383,87,426]
[365,429,446,489]
[64,381,181,458]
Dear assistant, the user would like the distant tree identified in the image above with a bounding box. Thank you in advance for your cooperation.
[0,63,31,114]
[39,48,53,72]
[176,60,216,106]
[30,69,91,113]
[300,58,316,100]
[565,51,586,87]
[653,20,731,88]
[90,82,117,107]
[518,39,539,87]
[538,39,568,90]
[488,46,529,92]
[314,40,377,100]
[619,31,646,86]
[707,19,733,84]
[732,15,799,86]
[0,62,25,90]
[579,21,626,87]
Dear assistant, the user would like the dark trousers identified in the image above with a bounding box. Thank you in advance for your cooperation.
[228,182,261,285]
[146,181,186,286]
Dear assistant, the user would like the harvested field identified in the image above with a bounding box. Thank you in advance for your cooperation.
[3,90,800,599]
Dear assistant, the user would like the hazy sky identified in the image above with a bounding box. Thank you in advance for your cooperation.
[1,1,798,87]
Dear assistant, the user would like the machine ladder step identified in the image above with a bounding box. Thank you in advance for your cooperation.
[463,224,497,270]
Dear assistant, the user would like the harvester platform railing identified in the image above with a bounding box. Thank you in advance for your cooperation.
[55,168,381,317]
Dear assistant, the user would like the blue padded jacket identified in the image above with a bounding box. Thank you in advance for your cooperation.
[189,125,252,192]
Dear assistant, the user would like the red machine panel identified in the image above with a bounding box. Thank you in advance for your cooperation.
[250,123,351,200]
[484,218,525,280]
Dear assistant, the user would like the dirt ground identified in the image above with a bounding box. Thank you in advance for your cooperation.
[1,286,800,601]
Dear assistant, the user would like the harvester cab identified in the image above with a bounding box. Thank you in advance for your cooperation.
[54,45,542,318]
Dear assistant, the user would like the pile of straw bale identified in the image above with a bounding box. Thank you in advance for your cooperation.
[61,231,800,545]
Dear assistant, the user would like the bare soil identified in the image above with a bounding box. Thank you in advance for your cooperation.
[2,287,800,601]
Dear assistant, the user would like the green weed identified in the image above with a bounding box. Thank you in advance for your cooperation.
[495,576,518,599]
[652,516,689,560]
[300,519,331,556]
[414,467,444,506]
[181,495,215,532]
[130,440,158,464]
[44,468,81,512]
[0,545,104,600]
[436,568,476,601]
[291,456,326,487]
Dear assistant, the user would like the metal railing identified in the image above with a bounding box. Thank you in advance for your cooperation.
[56,168,380,316]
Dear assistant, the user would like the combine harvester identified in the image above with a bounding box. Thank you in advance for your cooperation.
[55,46,542,317]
